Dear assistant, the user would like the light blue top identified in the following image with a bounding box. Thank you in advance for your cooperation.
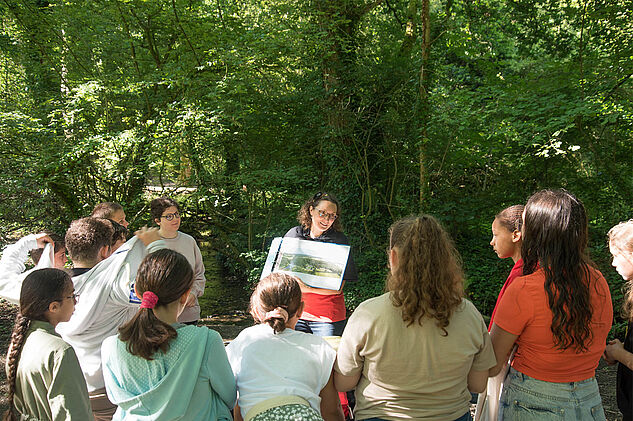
[101,324,236,420]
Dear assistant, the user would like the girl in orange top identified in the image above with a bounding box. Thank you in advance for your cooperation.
[488,205,524,331]
[490,189,612,420]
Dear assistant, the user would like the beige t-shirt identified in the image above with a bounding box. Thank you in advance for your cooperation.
[335,293,496,421]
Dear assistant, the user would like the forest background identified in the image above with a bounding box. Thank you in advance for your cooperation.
[0,0,631,334]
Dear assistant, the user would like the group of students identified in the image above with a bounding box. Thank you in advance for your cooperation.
[0,189,632,421]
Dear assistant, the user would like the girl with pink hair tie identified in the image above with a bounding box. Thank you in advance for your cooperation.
[226,273,344,421]
[100,249,236,420]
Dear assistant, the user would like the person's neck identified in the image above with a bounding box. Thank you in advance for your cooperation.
[152,302,180,325]
[71,259,98,269]
[158,228,178,239]
[309,226,324,238]
[511,248,522,264]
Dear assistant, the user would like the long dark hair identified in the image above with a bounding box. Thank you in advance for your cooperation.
[387,215,464,334]
[521,189,593,351]
[4,269,71,421]
[118,249,193,360]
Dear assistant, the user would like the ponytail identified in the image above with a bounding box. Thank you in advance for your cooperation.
[250,273,302,334]
[119,249,193,360]
[118,308,177,360]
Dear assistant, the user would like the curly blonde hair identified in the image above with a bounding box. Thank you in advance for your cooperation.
[297,192,343,232]
[608,219,633,320]
[387,215,464,334]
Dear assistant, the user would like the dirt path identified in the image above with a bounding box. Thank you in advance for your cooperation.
[0,299,624,420]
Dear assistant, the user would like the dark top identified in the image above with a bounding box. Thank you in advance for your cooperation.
[284,226,358,282]
[617,322,633,421]
[69,268,91,277]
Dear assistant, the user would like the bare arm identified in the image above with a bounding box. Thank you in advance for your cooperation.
[319,372,345,421]
[467,369,489,393]
[605,339,633,370]
[333,369,361,392]
[489,323,518,377]
[233,403,244,421]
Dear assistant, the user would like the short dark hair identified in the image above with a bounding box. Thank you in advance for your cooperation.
[150,197,179,222]
[65,217,113,263]
[108,220,128,246]
[91,202,123,220]
[30,232,66,264]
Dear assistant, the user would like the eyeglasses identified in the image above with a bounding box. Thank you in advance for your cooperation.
[58,293,79,303]
[160,212,180,221]
[315,209,338,221]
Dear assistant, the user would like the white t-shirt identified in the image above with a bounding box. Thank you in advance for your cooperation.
[226,324,336,418]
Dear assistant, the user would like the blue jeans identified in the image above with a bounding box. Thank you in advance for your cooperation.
[498,367,606,421]
[364,412,471,421]
[294,319,347,336]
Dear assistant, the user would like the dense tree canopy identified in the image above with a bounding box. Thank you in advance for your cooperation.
[0,0,631,326]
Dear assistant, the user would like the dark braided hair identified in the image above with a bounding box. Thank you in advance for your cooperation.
[4,269,70,421]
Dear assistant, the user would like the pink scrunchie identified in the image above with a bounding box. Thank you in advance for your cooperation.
[140,291,159,309]
[263,307,289,323]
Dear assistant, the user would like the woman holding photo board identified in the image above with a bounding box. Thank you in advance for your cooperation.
[284,192,358,337]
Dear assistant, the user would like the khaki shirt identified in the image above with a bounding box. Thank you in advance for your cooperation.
[335,293,496,421]
[9,320,93,420]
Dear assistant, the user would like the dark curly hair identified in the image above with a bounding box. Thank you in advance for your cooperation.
[150,197,180,223]
[522,189,593,351]
[297,192,342,232]
[65,217,114,263]
[387,215,464,335]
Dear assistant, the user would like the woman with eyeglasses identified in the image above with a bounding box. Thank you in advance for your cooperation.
[4,268,92,421]
[284,192,358,338]
[150,197,205,325]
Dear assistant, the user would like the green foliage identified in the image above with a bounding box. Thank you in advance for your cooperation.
[0,0,631,333]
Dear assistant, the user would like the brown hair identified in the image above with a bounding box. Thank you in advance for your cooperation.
[495,204,525,232]
[250,273,302,334]
[387,215,464,334]
[118,249,193,360]
[522,189,593,351]
[150,197,179,222]
[297,192,342,232]
[108,220,129,246]
[65,217,114,263]
[91,202,124,219]
[608,220,633,320]
[30,232,66,264]
[4,269,71,421]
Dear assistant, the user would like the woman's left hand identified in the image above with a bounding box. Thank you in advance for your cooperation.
[604,339,624,365]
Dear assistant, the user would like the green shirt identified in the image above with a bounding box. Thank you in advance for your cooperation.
[9,320,93,420]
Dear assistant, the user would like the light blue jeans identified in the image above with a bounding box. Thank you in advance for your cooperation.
[364,412,471,421]
[498,367,606,421]
[294,319,347,336]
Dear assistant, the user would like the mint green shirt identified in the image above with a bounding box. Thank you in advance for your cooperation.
[9,320,93,420]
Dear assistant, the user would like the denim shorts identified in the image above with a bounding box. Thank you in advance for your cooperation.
[498,367,606,421]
